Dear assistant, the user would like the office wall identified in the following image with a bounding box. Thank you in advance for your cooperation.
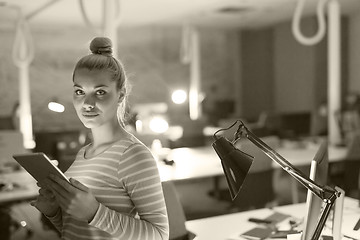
[0,25,238,131]
[273,16,349,113]
[239,15,351,119]
[238,17,326,120]
[273,18,318,113]
[241,28,274,120]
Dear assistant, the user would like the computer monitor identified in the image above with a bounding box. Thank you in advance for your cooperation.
[280,112,312,138]
[0,130,26,165]
[302,140,329,240]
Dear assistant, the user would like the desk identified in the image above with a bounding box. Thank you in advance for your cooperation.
[157,143,349,182]
[276,144,348,167]
[276,144,358,203]
[157,144,354,205]
[186,197,360,240]
[157,146,223,182]
[0,170,38,205]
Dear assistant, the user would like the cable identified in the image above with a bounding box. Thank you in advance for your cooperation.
[78,0,100,32]
[292,0,328,46]
[11,8,34,68]
[78,0,122,34]
[7,0,61,67]
[26,0,61,21]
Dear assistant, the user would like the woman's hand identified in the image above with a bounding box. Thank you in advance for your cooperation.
[44,174,99,222]
[31,186,60,217]
[31,159,61,217]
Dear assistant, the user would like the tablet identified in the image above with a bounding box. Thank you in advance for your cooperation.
[12,152,69,183]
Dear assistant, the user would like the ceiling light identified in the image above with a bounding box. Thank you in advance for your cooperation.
[48,101,65,113]
[149,117,169,134]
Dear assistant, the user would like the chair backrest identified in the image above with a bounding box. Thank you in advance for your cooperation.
[161,181,188,240]
[343,131,360,197]
[346,131,360,160]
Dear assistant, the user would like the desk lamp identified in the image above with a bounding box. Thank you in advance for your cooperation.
[212,120,341,240]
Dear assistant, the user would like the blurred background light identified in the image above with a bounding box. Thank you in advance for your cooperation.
[135,119,143,132]
[149,116,169,133]
[171,89,187,104]
[48,101,65,113]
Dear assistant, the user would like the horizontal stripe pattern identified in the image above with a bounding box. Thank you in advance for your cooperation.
[47,136,169,240]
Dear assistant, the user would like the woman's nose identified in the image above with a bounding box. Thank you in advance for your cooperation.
[83,95,95,110]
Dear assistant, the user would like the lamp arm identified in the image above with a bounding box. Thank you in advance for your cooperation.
[228,120,341,240]
[312,195,337,240]
[233,121,337,199]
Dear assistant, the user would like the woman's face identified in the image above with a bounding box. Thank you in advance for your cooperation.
[73,69,121,129]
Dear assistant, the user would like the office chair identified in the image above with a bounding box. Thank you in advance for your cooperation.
[161,181,195,240]
[343,131,360,196]
[231,136,279,210]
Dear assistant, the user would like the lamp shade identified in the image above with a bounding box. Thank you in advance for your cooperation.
[212,136,254,200]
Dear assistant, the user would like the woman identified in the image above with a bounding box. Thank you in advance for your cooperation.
[31,37,169,240]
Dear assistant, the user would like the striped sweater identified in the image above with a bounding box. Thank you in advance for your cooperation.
[48,136,169,240]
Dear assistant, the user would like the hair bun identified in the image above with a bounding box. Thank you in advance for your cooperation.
[90,37,113,56]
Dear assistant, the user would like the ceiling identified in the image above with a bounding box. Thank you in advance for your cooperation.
[1,0,360,30]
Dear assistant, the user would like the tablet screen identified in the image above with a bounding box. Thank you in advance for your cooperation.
[12,152,69,183]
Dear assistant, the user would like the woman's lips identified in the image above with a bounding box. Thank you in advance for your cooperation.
[82,112,99,118]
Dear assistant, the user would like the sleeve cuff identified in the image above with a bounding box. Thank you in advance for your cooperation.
[88,203,106,226]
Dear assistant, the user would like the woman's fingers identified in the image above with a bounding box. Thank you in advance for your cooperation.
[44,175,78,205]
[70,178,89,192]
[39,188,55,199]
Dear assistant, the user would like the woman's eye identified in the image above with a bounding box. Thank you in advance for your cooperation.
[96,90,106,96]
[74,89,84,95]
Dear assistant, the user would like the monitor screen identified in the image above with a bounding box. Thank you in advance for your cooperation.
[302,140,328,240]
[280,112,312,138]
[0,131,26,165]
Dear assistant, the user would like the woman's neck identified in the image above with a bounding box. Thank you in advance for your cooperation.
[85,122,128,159]
[90,120,126,149]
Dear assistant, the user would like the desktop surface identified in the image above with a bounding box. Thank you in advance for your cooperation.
[186,197,360,240]
[157,146,223,182]
[156,142,350,182]
[0,169,38,204]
